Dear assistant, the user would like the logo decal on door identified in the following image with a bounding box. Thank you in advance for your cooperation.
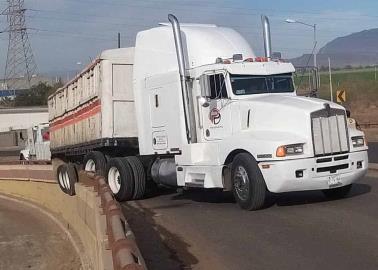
[209,108,221,125]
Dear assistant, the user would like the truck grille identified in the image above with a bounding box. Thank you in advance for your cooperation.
[311,105,349,156]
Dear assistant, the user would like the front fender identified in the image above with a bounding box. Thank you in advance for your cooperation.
[220,130,311,163]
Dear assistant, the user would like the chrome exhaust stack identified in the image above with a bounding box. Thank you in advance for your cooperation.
[168,14,187,82]
[168,14,194,143]
[261,15,272,60]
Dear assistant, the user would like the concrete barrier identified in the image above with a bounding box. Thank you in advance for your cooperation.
[82,173,146,270]
[0,165,113,269]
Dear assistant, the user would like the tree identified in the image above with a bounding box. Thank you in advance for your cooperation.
[14,81,63,107]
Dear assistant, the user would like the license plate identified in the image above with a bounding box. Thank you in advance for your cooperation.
[328,175,342,188]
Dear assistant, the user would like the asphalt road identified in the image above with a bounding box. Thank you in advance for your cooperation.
[122,170,378,270]
[0,196,81,270]
[368,142,378,163]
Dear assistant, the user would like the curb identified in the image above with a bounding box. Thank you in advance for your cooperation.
[0,160,51,165]
[369,163,378,171]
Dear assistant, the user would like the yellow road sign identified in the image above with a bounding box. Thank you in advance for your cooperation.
[337,90,346,103]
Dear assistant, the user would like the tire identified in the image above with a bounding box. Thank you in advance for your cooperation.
[57,164,68,194]
[231,153,267,211]
[57,163,78,196]
[106,158,134,201]
[124,156,146,200]
[83,151,107,176]
[322,184,352,200]
[66,163,78,196]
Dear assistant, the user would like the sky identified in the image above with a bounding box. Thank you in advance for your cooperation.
[0,0,378,76]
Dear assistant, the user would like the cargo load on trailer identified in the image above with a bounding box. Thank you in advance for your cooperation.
[48,48,137,155]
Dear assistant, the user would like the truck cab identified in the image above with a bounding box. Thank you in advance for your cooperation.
[20,123,51,161]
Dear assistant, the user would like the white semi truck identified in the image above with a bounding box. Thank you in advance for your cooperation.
[20,123,51,161]
[49,15,368,210]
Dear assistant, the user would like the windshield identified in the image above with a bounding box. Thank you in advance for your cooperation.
[230,73,295,95]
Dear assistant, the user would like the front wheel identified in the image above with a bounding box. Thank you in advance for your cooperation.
[322,184,352,200]
[231,153,267,211]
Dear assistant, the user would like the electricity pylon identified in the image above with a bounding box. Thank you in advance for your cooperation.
[1,0,37,101]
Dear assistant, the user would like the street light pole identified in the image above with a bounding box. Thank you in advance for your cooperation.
[285,19,317,69]
[328,57,333,102]
[313,24,317,68]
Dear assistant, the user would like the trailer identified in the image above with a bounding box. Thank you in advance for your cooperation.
[49,14,368,210]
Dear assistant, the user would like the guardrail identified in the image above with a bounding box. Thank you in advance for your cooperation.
[359,122,378,128]
[0,164,147,270]
[80,172,146,270]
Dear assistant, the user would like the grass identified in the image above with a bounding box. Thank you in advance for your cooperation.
[295,68,378,107]
[295,68,378,126]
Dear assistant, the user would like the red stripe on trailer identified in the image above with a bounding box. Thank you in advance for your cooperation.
[50,99,101,131]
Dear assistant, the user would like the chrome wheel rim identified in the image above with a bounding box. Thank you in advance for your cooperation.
[64,171,70,189]
[85,159,96,172]
[108,167,121,194]
[234,166,250,201]
[58,170,65,189]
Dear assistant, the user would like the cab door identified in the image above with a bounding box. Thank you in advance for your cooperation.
[199,72,232,141]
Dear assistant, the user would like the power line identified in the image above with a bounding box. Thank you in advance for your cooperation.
[22,13,345,40]
[28,0,378,21]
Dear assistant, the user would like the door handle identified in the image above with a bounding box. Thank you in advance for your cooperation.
[196,96,204,129]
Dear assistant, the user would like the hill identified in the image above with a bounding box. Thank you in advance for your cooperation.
[290,28,378,68]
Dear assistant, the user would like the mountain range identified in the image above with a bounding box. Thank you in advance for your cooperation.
[290,28,378,68]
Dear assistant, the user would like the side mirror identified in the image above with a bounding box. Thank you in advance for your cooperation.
[199,74,211,98]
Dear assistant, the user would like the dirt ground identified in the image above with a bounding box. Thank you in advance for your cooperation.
[0,196,81,270]
[353,106,378,142]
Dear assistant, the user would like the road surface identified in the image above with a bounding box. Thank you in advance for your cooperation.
[368,142,378,163]
[122,170,378,270]
[0,196,81,270]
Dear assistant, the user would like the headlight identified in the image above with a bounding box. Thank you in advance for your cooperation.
[352,136,365,147]
[276,143,304,157]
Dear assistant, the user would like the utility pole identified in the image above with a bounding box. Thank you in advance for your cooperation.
[1,0,37,102]
[118,32,121,48]
[328,57,333,102]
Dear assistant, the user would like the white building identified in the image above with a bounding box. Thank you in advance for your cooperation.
[0,107,48,132]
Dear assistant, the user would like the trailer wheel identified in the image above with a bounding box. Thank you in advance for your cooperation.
[83,151,107,176]
[124,157,146,200]
[107,158,134,201]
[57,163,78,196]
[322,184,352,200]
[57,164,68,194]
[66,163,78,196]
[231,153,267,211]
